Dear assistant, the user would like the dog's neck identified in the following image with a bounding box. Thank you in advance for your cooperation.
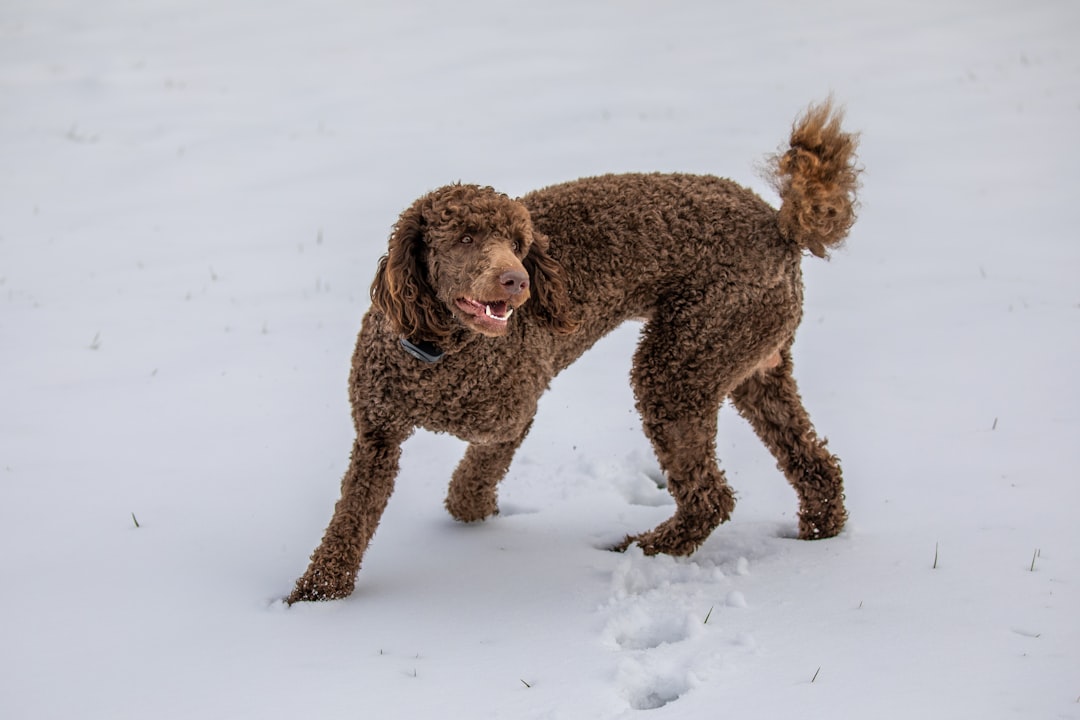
[399,329,480,363]
[399,337,444,363]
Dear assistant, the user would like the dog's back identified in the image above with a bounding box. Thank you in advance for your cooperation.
[521,173,792,369]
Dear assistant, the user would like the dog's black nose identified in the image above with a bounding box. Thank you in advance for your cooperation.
[499,269,530,295]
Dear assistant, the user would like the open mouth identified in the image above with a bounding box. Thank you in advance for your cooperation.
[455,297,514,330]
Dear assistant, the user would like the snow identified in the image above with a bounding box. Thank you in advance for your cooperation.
[2,0,1078,717]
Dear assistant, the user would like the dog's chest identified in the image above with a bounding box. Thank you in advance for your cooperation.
[374,351,546,445]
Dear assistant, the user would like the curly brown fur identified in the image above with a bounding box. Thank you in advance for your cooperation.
[288,102,860,603]
[770,100,861,258]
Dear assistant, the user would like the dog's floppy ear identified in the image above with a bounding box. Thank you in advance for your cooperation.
[524,231,579,335]
[370,196,458,341]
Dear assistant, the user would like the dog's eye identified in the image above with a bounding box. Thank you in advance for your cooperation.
[460,235,473,245]
[511,241,520,253]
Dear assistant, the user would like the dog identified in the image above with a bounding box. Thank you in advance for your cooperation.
[288,101,859,603]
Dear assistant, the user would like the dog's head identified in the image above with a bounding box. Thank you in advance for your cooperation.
[371,184,578,342]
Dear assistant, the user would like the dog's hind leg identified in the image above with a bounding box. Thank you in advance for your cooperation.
[445,422,533,523]
[622,406,734,556]
[288,423,408,603]
[730,347,847,539]
[620,301,776,556]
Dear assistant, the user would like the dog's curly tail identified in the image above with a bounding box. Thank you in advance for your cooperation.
[770,100,861,258]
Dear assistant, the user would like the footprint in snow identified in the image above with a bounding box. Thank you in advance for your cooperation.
[617,654,694,710]
[606,451,673,508]
[607,604,692,650]
[602,546,756,710]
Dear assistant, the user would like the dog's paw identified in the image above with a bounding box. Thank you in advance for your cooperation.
[611,529,703,557]
[797,504,848,540]
[444,493,499,523]
[622,505,732,557]
[632,527,707,557]
[287,583,350,605]
[286,568,356,605]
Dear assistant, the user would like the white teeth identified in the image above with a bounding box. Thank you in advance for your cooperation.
[484,305,512,321]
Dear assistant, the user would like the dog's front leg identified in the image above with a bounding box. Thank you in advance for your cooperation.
[288,425,407,603]
[445,422,533,523]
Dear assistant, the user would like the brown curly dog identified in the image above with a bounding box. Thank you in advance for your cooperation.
[289,101,860,603]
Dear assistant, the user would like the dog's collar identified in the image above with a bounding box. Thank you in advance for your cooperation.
[400,337,445,363]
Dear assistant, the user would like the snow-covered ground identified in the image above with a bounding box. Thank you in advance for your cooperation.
[2,0,1078,717]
